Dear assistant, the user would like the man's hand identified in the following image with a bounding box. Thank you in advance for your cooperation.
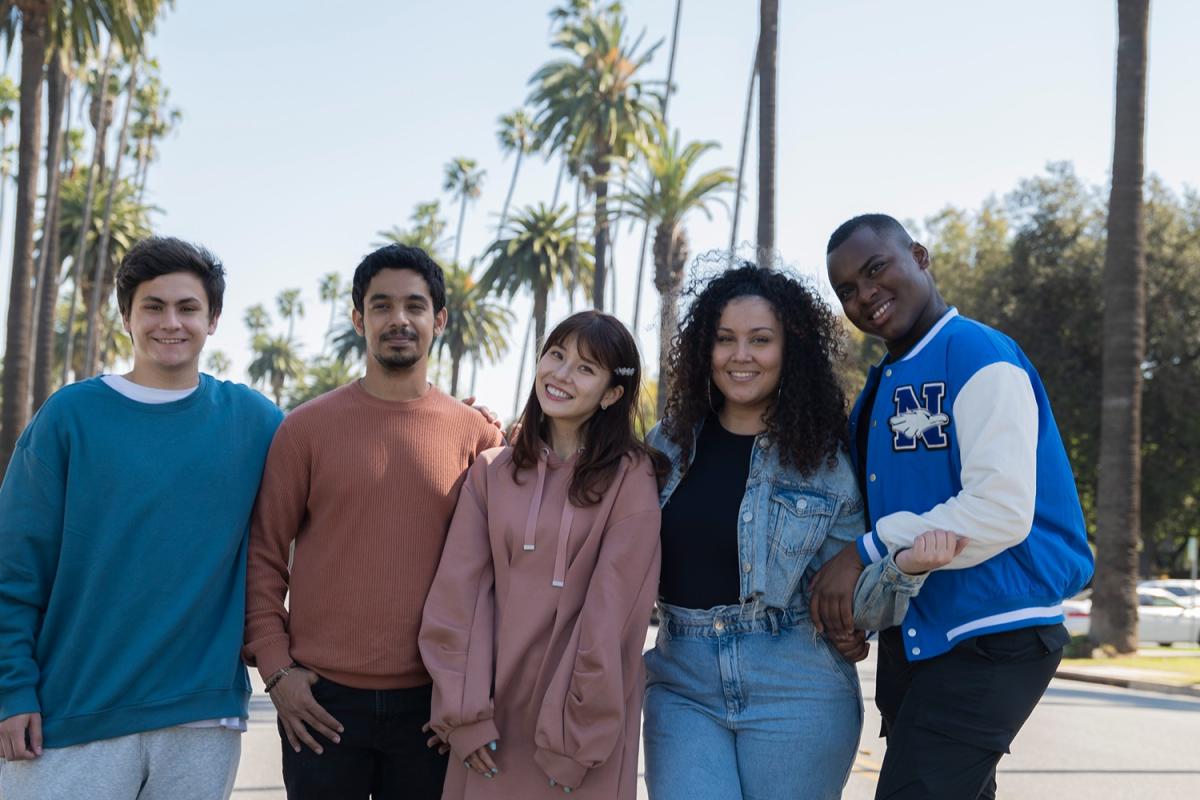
[269,668,344,754]
[895,529,967,575]
[0,712,42,761]
[809,542,865,635]
[461,396,502,430]
[827,630,870,663]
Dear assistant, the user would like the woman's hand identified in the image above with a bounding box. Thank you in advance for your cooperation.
[463,740,499,778]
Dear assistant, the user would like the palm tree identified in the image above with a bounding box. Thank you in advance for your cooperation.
[496,109,537,233]
[528,10,661,311]
[0,74,18,262]
[756,0,778,256]
[248,334,304,408]
[480,203,592,350]
[1091,0,1151,654]
[437,261,514,397]
[206,350,231,377]
[618,122,734,416]
[318,272,343,351]
[730,36,758,251]
[376,200,449,257]
[243,303,270,337]
[276,288,304,341]
[287,355,358,409]
[83,52,140,378]
[443,157,485,265]
[127,59,179,202]
[329,316,366,365]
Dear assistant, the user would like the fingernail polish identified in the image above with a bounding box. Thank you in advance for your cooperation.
[488,740,497,751]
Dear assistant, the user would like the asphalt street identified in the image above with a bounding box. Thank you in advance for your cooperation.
[232,633,1200,799]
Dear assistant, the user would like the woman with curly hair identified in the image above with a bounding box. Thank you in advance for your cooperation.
[642,263,866,799]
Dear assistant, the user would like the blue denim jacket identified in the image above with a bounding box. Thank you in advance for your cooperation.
[646,418,865,612]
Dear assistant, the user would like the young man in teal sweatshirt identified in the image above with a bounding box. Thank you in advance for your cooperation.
[0,238,283,799]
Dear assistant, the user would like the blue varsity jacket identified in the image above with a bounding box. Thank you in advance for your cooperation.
[849,309,1093,661]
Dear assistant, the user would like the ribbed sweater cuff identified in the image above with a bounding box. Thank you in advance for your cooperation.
[534,747,588,789]
[447,718,500,760]
[251,639,294,683]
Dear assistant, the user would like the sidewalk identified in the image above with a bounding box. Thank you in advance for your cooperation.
[1054,646,1200,697]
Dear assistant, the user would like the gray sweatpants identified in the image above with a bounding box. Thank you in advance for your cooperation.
[0,726,240,800]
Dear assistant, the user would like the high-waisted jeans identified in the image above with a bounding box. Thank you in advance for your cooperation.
[643,602,863,800]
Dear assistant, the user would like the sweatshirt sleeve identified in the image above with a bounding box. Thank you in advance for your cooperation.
[418,457,499,758]
[242,423,310,680]
[0,437,67,721]
[872,361,1039,569]
[533,466,662,789]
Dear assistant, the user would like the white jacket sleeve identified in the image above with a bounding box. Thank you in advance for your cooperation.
[874,361,1038,569]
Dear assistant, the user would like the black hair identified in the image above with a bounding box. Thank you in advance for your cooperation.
[351,244,446,314]
[662,262,848,476]
[116,237,226,320]
[826,213,913,254]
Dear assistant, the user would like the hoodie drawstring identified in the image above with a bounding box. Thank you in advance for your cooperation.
[521,448,578,588]
[551,502,576,588]
[522,455,548,552]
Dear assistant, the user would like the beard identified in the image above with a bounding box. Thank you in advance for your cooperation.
[372,347,421,371]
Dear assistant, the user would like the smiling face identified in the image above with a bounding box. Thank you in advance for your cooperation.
[534,334,624,431]
[352,267,447,372]
[826,224,940,356]
[123,272,218,383]
[710,295,784,415]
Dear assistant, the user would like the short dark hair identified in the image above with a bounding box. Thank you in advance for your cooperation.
[826,213,913,254]
[116,237,226,320]
[351,244,446,314]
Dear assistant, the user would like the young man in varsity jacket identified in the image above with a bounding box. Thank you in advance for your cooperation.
[812,214,1094,799]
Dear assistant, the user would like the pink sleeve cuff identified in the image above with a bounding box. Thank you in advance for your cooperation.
[446,718,500,761]
[534,747,588,789]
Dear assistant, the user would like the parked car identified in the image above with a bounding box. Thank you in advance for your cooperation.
[1058,587,1200,645]
[1138,579,1200,605]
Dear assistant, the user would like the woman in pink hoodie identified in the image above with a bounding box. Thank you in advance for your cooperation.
[419,311,665,799]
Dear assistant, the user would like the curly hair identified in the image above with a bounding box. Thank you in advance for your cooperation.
[661,261,849,476]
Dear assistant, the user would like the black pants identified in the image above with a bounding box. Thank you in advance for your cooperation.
[873,623,1069,800]
[279,676,448,800]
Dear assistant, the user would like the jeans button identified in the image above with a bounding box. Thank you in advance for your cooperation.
[714,620,725,631]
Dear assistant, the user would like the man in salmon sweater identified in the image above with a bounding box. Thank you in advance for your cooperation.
[243,244,503,800]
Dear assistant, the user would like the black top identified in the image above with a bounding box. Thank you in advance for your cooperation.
[659,416,756,609]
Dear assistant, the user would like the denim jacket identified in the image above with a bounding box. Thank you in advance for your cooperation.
[646,418,865,612]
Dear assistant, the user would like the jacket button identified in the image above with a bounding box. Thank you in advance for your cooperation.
[872,420,877,428]
[743,562,752,574]
[742,512,753,522]
[907,628,917,637]
[885,368,893,377]
[911,647,921,656]
[796,498,808,510]
[869,474,877,482]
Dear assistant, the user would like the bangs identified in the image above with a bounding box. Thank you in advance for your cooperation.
[542,313,624,373]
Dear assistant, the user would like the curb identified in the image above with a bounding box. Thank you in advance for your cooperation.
[1054,670,1200,698]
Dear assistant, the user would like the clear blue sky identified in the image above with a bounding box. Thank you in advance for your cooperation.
[6,1,1199,413]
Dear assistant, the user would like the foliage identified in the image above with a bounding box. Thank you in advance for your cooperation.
[288,356,359,410]
[377,200,450,257]
[248,333,304,407]
[437,260,514,396]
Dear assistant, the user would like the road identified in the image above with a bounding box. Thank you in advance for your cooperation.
[234,647,1200,799]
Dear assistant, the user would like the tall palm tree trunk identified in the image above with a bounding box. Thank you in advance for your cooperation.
[62,41,115,384]
[1,7,48,475]
[569,176,583,312]
[450,348,463,397]
[655,224,687,419]
[591,150,610,310]
[453,192,468,265]
[498,148,523,233]
[730,37,759,252]
[512,314,534,417]
[533,280,549,353]
[756,0,778,257]
[1091,0,1150,653]
[83,56,138,378]
[32,54,69,410]
[633,0,683,338]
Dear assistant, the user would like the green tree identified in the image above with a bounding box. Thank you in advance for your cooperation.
[1092,0,1151,652]
[0,74,18,263]
[437,260,514,397]
[756,0,778,256]
[127,58,180,203]
[618,121,733,415]
[276,287,304,341]
[496,109,537,233]
[443,157,485,265]
[206,350,231,377]
[376,200,448,256]
[329,316,366,365]
[528,9,661,310]
[288,356,358,409]
[480,203,591,350]
[243,303,271,337]
[318,272,344,351]
[248,334,304,408]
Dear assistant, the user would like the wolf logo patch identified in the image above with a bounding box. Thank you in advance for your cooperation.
[890,383,950,450]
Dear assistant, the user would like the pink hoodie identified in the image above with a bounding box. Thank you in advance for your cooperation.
[419,445,661,799]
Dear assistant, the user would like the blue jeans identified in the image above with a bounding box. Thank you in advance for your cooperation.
[643,602,863,800]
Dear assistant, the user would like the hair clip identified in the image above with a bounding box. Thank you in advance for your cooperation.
[613,366,635,376]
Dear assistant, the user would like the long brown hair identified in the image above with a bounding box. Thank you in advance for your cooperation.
[512,310,667,505]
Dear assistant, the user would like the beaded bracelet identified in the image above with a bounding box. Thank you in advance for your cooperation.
[264,663,298,693]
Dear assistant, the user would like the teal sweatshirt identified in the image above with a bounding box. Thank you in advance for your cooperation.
[0,375,282,747]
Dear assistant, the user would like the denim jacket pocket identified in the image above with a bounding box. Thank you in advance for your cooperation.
[767,488,836,558]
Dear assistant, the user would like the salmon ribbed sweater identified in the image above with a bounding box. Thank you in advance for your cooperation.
[243,381,502,689]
